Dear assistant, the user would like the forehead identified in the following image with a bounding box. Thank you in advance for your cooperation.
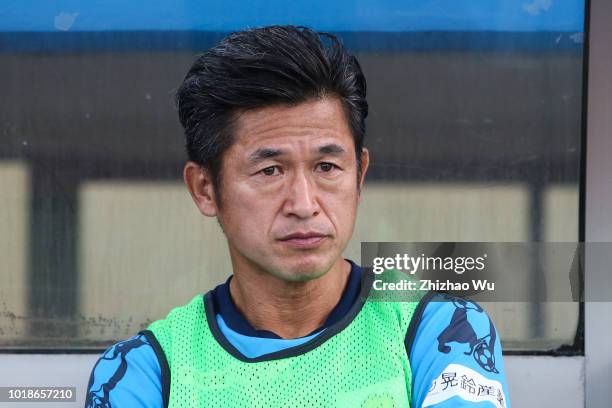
[230,96,354,152]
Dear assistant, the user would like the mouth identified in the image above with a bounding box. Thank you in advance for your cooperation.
[277,232,329,249]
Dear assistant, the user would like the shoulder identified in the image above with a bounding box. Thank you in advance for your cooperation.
[85,333,163,408]
[407,293,500,362]
[407,293,511,407]
[148,294,206,331]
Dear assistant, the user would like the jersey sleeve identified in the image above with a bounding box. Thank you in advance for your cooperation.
[408,293,511,408]
[84,333,163,408]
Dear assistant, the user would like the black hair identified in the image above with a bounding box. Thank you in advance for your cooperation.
[175,25,368,200]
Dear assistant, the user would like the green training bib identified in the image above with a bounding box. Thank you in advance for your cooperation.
[145,272,418,408]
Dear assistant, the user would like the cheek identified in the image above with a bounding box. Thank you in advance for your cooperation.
[221,186,274,235]
[323,186,359,232]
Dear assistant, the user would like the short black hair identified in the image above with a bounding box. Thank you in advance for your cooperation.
[175,25,368,199]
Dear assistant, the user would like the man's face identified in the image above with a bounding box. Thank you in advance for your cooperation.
[214,96,368,281]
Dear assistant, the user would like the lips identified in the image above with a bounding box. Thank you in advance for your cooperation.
[278,231,329,249]
[280,232,326,240]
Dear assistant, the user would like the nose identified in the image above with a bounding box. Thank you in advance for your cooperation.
[282,170,320,219]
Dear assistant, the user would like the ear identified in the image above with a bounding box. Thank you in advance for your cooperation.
[357,147,369,201]
[183,161,218,217]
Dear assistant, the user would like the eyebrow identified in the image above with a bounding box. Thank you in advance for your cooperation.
[317,143,346,156]
[247,143,347,164]
[247,148,285,163]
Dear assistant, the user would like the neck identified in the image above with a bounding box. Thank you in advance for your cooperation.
[228,257,352,339]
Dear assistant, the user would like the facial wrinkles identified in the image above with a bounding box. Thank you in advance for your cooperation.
[267,137,340,241]
[235,98,348,141]
[223,98,358,246]
[249,151,347,242]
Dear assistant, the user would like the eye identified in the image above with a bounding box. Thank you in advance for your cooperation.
[316,162,338,172]
[260,166,280,176]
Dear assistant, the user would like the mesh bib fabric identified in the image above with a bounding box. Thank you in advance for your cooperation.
[147,288,418,407]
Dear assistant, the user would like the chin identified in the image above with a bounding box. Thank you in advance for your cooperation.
[270,255,333,282]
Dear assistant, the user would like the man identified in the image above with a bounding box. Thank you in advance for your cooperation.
[85,25,510,407]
